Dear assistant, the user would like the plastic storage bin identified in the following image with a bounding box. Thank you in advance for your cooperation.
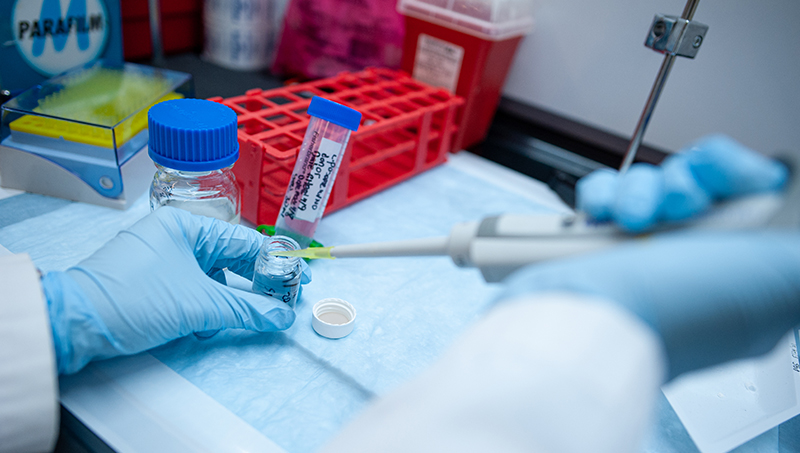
[398,0,533,149]
[210,68,463,226]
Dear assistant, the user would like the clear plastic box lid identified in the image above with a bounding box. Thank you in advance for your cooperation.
[397,0,534,41]
[0,61,193,199]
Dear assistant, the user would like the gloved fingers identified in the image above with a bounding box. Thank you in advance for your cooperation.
[577,164,669,231]
[300,259,312,285]
[660,153,712,221]
[612,164,665,232]
[576,168,618,222]
[162,207,265,279]
[683,135,789,198]
[206,284,297,332]
[575,135,788,232]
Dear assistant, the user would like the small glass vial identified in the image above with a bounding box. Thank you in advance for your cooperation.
[275,97,361,247]
[148,99,241,223]
[252,235,302,309]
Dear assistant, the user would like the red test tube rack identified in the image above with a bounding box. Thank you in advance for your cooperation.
[210,68,464,226]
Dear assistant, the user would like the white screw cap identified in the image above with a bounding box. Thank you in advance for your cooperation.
[312,298,356,339]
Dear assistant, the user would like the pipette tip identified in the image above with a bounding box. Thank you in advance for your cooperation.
[269,246,335,260]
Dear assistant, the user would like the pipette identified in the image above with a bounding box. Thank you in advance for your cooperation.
[272,177,797,282]
[272,213,623,282]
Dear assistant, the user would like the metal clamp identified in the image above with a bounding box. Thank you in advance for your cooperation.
[645,14,709,59]
[618,0,707,174]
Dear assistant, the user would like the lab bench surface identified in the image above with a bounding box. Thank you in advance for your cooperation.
[1,152,797,453]
[1,153,565,452]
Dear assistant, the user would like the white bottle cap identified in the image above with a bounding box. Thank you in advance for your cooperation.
[312,298,356,339]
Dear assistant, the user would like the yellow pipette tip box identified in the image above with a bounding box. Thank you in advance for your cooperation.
[9,92,183,149]
[0,62,193,209]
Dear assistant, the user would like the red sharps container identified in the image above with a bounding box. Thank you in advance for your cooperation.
[398,0,533,149]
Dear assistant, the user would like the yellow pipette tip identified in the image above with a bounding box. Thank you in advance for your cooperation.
[269,246,335,259]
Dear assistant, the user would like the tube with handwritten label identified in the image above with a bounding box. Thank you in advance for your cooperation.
[275,97,361,248]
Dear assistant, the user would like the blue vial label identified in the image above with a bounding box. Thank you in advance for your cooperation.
[284,136,342,223]
[252,235,302,309]
[252,270,300,309]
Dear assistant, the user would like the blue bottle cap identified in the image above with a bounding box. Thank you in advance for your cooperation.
[148,99,239,171]
[308,97,362,132]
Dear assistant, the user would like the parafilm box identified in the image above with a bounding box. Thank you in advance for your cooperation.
[0,0,124,94]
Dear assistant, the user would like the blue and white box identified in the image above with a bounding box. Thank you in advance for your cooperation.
[0,0,124,95]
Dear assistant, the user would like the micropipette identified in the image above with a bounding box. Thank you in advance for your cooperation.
[272,172,798,282]
[273,213,625,282]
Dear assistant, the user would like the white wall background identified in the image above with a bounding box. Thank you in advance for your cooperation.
[503,0,800,154]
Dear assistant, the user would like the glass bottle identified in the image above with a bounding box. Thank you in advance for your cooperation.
[148,98,241,223]
[252,235,303,309]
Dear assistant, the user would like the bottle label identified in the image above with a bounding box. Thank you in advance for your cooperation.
[288,136,341,223]
[412,34,464,94]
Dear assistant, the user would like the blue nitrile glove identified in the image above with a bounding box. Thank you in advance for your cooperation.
[577,135,789,232]
[499,231,800,380]
[41,207,300,375]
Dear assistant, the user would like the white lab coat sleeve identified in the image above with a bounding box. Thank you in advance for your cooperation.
[0,254,59,452]
[322,292,667,453]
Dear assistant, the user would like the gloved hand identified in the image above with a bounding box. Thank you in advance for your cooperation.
[577,135,788,232]
[499,231,800,380]
[41,207,303,375]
